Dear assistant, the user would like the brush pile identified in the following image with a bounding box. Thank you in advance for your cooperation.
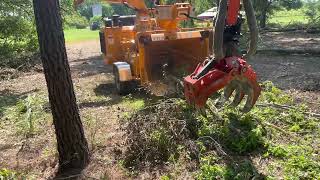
[120,99,199,170]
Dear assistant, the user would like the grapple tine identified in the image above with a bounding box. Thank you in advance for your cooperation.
[242,87,254,112]
[242,80,261,113]
[232,84,245,107]
[184,56,261,112]
[224,80,238,101]
[197,107,207,117]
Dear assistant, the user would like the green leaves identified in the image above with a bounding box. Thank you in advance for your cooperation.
[0,0,38,65]
[2,93,49,136]
[196,81,320,179]
[0,168,26,180]
[280,0,303,10]
[197,159,262,180]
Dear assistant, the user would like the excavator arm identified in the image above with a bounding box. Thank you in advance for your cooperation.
[184,0,261,112]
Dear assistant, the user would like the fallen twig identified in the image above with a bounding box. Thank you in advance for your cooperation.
[197,136,228,157]
[263,121,294,136]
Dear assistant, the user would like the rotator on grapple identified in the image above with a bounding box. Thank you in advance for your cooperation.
[184,0,261,112]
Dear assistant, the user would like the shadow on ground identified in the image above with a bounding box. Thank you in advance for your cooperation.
[78,82,122,109]
[70,55,112,78]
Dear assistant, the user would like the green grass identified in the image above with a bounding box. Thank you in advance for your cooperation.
[195,82,320,179]
[64,28,99,43]
[122,95,145,111]
[120,81,320,179]
[1,92,50,137]
[269,8,308,26]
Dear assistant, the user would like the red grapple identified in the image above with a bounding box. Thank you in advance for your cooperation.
[184,56,261,112]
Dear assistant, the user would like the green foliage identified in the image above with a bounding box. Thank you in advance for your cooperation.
[268,8,308,28]
[196,81,319,179]
[77,0,131,20]
[250,0,304,28]
[0,0,38,67]
[64,13,89,29]
[225,119,265,154]
[102,4,115,17]
[120,80,319,179]
[160,175,171,180]
[149,128,171,155]
[260,81,293,104]
[265,144,288,158]
[194,0,217,14]
[304,0,320,26]
[90,15,103,25]
[283,146,320,179]
[111,4,135,16]
[198,109,266,154]
[197,158,262,180]
[0,168,26,180]
[198,164,231,179]
[60,0,76,17]
[280,0,303,10]
[60,0,90,29]
[2,93,49,136]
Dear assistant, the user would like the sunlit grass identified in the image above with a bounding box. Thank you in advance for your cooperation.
[268,8,308,26]
[64,28,99,43]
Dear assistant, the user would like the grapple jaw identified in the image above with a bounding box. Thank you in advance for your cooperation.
[184,56,261,112]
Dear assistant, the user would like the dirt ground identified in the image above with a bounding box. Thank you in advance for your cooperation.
[260,30,320,51]
[0,31,320,179]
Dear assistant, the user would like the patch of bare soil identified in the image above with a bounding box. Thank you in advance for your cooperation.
[0,40,129,179]
[260,31,320,51]
[251,54,320,91]
[250,53,320,113]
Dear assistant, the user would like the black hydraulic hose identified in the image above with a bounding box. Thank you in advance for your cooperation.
[242,0,258,60]
[214,0,228,60]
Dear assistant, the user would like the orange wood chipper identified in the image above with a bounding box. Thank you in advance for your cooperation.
[74,0,261,112]
[75,0,213,94]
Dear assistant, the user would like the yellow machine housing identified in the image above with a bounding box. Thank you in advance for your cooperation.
[98,2,213,89]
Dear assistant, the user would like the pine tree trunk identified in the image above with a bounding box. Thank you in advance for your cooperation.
[32,0,89,176]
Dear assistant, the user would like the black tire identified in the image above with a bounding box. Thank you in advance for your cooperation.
[114,68,132,95]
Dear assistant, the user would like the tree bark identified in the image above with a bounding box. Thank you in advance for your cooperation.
[32,0,89,177]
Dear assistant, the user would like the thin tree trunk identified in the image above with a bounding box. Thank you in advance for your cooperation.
[243,0,258,60]
[259,1,271,29]
[33,0,89,177]
[260,10,267,28]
